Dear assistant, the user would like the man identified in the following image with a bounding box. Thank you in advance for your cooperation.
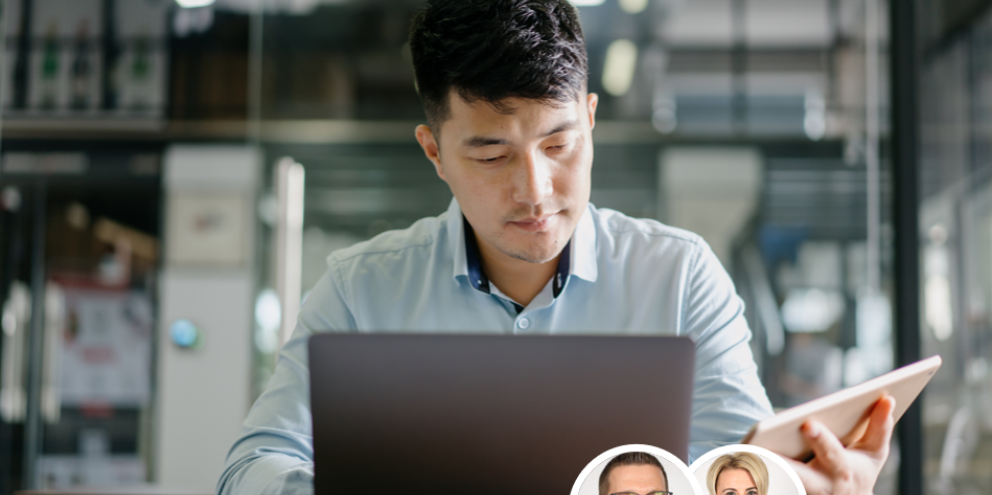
[599,452,670,495]
[218,1,895,494]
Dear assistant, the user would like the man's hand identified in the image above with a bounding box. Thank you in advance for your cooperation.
[784,395,896,495]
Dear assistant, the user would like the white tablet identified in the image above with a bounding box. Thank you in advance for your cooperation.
[742,354,942,459]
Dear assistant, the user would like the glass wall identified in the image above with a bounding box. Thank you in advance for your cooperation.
[917,2,992,492]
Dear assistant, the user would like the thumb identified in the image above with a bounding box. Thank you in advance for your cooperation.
[854,395,896,456]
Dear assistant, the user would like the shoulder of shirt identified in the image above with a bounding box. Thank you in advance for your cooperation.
[326,213,444,266]
[592,204,706,249]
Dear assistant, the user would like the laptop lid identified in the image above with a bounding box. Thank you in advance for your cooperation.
[308,334,695,495]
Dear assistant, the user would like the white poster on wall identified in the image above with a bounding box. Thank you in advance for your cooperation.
[166,193,250,267]
[60,289,152,407]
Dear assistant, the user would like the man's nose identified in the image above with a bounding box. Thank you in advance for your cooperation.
[512,151,553,206]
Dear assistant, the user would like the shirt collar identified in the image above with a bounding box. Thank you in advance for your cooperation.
[571,203,598,283]
[463,216,491,294]
[447,198,598,293]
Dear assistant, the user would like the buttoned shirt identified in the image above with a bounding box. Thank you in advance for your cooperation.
[217,199,774,495]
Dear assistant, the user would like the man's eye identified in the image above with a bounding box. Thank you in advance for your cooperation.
[477,156,502,163]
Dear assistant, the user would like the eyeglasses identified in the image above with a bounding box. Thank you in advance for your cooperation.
[610,492,673,495]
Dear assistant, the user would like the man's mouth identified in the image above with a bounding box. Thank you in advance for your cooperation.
[509,213,558,232]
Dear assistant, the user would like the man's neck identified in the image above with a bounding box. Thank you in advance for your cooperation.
[474,234,560,307]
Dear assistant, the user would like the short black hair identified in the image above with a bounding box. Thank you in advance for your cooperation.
[599,452,669,495]
[409,0,588,131]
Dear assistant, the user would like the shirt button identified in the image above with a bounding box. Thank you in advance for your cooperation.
[517,318,530,329]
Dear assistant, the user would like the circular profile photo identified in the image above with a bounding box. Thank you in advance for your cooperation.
[689,445,805,495]
[571,444,702,495]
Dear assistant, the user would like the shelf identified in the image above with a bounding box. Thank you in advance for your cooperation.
[0,118,828,145]
[0,119,671,144]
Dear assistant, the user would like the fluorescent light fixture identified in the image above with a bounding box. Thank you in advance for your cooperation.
[619,0,649,14]
[652,96,676,134]
[804,111,825,141]
[568,0,606,6]
[255,289,282,354]
[804,91,826,141]
[781,288,844,333]
[602,39,638,97]
[275,158,305,349]
[176,0,216,8]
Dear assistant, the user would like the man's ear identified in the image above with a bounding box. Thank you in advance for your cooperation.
[586,93,599,131]
[415,124,446,181]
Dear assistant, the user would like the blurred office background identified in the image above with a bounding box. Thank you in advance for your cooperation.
[0,0,982,494]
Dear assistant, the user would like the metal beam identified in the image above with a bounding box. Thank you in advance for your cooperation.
[890,0,923,494]
[22,181,46,489]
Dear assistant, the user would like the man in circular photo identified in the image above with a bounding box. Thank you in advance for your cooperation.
[599,452,672,495]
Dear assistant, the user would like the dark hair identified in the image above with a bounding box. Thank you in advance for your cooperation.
[599,452,669,495]
[409,0,588,131]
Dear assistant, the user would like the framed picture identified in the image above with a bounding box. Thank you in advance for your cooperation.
[165,193,250,267]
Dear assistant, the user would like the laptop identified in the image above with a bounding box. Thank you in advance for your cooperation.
[308,334,695,495]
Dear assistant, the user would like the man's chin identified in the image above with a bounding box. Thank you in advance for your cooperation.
[488,221,575,264]
[506,252,558,264]
[500,241,566,264]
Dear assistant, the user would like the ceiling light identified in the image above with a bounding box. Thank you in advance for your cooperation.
[568,0,606,6]
[804,91,826,141]
[781,288,845,333]
[602,39,638,97]
[619,0,649,14]
[176,0,216,8]
[652,96,676,134]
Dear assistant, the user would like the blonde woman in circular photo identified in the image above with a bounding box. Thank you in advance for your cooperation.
[691,446,803,495]
[705,452,768,495]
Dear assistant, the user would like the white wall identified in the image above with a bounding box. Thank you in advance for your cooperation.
[155,145,259,489]
[660,147,763,266]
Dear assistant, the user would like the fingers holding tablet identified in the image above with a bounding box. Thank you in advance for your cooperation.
[782,395,896,495]
[743,355,939,460]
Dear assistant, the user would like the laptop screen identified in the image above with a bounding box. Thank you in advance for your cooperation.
[309,333,695,495]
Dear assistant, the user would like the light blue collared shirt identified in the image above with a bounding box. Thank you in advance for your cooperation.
[218,199,774,495]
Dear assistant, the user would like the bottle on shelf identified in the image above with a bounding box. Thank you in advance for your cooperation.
[70,20,92,111]
[129,34,151,111]
[40,21,60,110]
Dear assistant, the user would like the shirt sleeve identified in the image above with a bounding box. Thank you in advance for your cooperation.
[217,263,356,495]
[683,239,775,463]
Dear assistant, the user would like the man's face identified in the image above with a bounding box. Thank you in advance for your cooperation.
[715,468,757,495]
[606,464,668,495]
[416,90,598,264]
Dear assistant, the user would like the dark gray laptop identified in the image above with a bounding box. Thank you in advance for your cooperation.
[308,334,695,495]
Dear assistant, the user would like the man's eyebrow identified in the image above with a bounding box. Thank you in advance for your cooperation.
[543,120,580,136]
[463,136,508,148]
[462,120,580,147]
